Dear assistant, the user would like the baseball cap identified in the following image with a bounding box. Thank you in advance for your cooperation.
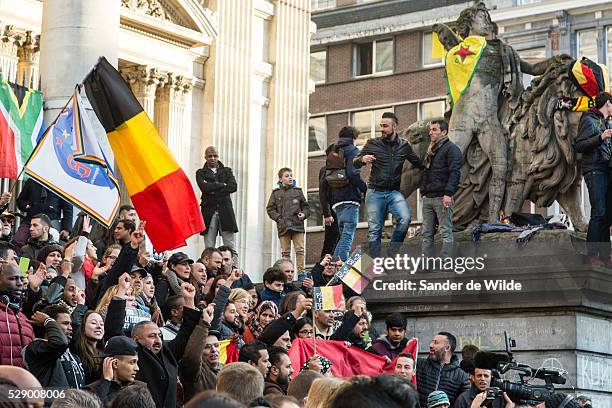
[130,264,148,278]
[427,391,450,408]
[168,252,194,267]
[0,210,15,221]
[102,336,138,357]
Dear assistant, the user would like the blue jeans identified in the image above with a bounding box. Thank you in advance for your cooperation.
[333,203,360,261]
[365,189,411,257]
[584,170,612,258]
[421,196,454,258]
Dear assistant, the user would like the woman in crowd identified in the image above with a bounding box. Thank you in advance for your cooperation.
[279,290,307,316]
[292,317,314,340]
[243,282,260,312]
[304,377,346,408]
[85,244,121,309]
[204,274,228,305]
[244,300,279,342]
[71,310,104,384]
[136,274,163,326]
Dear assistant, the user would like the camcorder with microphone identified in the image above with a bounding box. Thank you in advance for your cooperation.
[474,332,567,407]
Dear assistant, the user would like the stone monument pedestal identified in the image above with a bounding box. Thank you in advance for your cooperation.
[362,230,612,405]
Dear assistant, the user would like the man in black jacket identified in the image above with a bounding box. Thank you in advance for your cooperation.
[16,178,73,246]
[19,214,61,261]
[320,126,367,261]
[574,92,612,265]
[24,305,85,389]
[196,146,239,264]
[416,332,470,407]
[354,112,424,257]
[421,119,462,259]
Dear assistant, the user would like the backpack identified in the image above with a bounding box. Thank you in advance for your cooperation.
[325,145,349,188]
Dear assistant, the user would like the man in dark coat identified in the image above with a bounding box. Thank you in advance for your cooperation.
[15,178,73,246]
[196,146,239,263]
[416,332,470,407]
[420,119,462,259]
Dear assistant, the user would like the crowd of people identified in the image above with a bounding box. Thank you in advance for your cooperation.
[0,110,594,408]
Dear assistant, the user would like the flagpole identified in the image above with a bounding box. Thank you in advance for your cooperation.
[312,308,317,355]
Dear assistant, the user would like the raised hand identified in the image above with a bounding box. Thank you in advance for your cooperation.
[81,214,92,234]
[0,192,11,207]
[130,221,146,249]
[202,303,215,324]
[60,259,72,278]
[102,357,116,381]
[117,272,131,297]
[27,263,46,293]
[181,282,196,308]
[29,311,49,326]
[92,263,111,280]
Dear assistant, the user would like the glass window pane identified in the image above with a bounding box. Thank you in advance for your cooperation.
[310,50,326,83]
[311,0,336,11]
[375,39,393,72]
[578,29,598,63]
[518,47,546,64]
[420,100,445,120]
[353,110,372,146]
[423,32,443,66]
[607,27,612,83]
[355,43,373,76]
[308,117,327,152]
[307,191,322,227]
[373,107,393,137]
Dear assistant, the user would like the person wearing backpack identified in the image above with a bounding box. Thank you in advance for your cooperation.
[320,126,367,261]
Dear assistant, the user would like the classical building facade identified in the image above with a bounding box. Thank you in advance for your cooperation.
[1,0,312,281]
[305,0,612,264]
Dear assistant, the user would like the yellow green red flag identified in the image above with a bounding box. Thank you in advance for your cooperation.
[445,36,487,106]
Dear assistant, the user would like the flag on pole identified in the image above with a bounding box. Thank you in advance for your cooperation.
[82,57,205,251]
[219,339,240,364]
[24,90,120,226]
[0,76,44,178]
[335,248,375,294]
[312,285,344,310]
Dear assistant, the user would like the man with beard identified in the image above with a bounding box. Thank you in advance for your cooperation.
[239,341,271,378]
[313,309,335,340]
[20,214,60,260]
[454,366,492,408]
[85,336,144,406]
[200,247,223,279]
[370,312,408,361]
[416,332,470,407]
[264,346,294,396]
[179,304,222,402]
[0,263,35,367]
[0,210,15,244]
[330,299,368,349]
[23,304,86,389]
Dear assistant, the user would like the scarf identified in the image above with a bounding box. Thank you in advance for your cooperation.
[165,269,184,297]
[424,136,448,169]
[246,301,279,340]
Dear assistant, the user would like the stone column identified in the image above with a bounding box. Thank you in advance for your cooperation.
[0,25,20,83]
[39,0,120,125]
[155,73,194,170]
[16,31,39,89]
[120,65,162,119]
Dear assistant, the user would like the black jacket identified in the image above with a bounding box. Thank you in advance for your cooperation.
[19,238,60,261]
[17,178,73,231]
[23,320,85,389]
[320,139,367,217]
[354,135,424,191]
[575,109,612,175]
[454,384,479,408]
[416,355,470,407]
[420,139,462,197]
[196,161,239,233]
[330,312,367,349]
[85,379,147,406]
[104,297,201,408]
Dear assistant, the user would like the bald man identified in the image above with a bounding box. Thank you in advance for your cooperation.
[195,146,239,265]
[0,365,44,407]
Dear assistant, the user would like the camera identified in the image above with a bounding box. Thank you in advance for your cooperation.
[474,332,567,406]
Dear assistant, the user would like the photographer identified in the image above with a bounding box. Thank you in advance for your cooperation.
[470,391,514,408]
[574,91,612,266]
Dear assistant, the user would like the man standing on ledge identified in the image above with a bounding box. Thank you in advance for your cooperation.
[420,119,461,259]
[354,112,424,257]
[196,146,239,265]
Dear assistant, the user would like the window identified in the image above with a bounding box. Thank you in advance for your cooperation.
[516,0,542,4]
[577,29,598,63]
[308,116,327,153]
[351,107,393,146]
[307,190,323,227]
[607,27,612,82]
[419,100,446,121]
[310,50,327,83]
[519,47,547,86]
[423,32,443,66]
[311,0,335,11]
[353,39,393,77]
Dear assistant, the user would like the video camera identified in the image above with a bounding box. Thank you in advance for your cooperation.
[474,332,567,407]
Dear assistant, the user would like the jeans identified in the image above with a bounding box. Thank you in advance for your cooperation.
[278,231,305,274]
[584,170,612,258]
[333,203,360,261]
[204,212,238,265]
[365,189,411,257]
[421,196,454,258]
[321,209,339,259]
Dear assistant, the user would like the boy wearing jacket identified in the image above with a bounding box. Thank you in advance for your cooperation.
[266,168,310,275]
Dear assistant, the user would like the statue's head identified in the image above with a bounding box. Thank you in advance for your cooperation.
[457,2,496,39]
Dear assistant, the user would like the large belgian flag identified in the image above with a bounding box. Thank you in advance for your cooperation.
[83,57,204,251]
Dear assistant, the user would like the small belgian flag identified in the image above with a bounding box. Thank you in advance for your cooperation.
[83,57,204,251]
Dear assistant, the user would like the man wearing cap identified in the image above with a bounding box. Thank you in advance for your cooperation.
[179,304,222,402]
[427,391,450,408]
[0,210,15,244]
[129,264,148,294]
[85,336,144,406]
[155,251,194,306]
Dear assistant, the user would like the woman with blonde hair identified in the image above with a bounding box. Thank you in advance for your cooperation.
[304,377,346,408]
